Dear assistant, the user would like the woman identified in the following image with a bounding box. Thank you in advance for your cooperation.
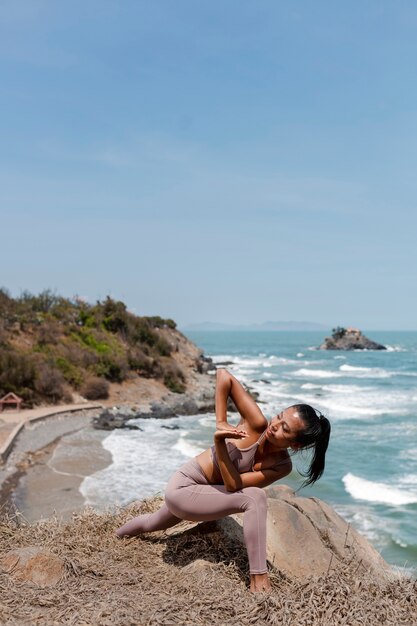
[117,368,331,593]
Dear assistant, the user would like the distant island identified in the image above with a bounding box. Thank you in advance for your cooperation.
[319,327,386,351]
[182,321,330,332]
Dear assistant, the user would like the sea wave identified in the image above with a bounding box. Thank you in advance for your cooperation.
[339,364,393,378]
[291,368,342,379]
[80,416,201,508]
[343,472,417,506]
[172,434,204,457]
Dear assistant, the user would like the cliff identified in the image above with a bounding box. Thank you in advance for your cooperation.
[319,327,386,351]
[0,490,414,626]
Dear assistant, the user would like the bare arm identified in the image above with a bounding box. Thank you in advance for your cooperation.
[213,429,247,492]
[238,458,293,490]
[216,368,267,432]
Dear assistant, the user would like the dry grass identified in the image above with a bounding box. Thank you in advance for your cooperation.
[1,498,416,626]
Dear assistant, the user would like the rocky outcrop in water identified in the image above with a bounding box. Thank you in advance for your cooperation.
[319,327,386,351]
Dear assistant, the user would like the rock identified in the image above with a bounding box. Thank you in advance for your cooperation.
[196,355,216,374]
[215,486,391,582]
[181,559,216,574]
[319,327,386,351]
[0,546,66,586]
[92,409,143,430]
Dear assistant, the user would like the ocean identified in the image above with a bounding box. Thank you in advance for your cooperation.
[80,330,417,573]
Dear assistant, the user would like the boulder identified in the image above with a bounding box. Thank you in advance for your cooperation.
[319,327,386,350]
[0,546,66,586]
[265,486,389,579]
[92,409,143,430]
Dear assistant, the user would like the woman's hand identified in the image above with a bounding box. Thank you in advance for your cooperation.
[214,427,248,442]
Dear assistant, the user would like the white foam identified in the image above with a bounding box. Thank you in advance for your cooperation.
[400,448,417,462]
[339,364,393,378]
[198,414,214,428]
[343,473,417,506]
[211,354,235,363]
[291,368,342,379]
[172,434,204,457]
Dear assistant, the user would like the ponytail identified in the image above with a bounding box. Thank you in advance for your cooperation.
[290,404,331,487]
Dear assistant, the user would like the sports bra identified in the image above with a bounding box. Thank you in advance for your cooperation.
[210,430,268,474]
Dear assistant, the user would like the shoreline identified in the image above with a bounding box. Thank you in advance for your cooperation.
[0,408,112,521]
[0,371,215,521]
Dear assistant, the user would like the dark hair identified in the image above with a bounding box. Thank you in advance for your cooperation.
[290,404,331,487]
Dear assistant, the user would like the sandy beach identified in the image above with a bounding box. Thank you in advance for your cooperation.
[0,408,112,521]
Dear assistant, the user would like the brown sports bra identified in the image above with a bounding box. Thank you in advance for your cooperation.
[210,430,268,474]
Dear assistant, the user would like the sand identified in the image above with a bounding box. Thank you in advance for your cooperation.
[0,409,112,521]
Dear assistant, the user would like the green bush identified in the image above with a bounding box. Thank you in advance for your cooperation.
[94,355,128,383]
[76,329,112,354]
[55,357,83,388]
[332,326,347,340]
[163,363,186,394]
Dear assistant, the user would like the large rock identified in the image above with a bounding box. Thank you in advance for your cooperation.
[265,486,389,579]
[319,327,386,350]
[0,546,66,586]
[177,486,391,582]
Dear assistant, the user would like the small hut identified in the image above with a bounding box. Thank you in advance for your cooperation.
[0,392,23,412]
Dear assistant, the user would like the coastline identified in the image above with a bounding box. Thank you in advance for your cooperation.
[0,408,111,521]
[0,371,216,522]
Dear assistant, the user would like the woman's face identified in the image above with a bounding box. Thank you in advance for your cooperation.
[265,407,306,449]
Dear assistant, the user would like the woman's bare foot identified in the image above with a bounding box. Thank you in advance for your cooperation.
[249,573,272,593]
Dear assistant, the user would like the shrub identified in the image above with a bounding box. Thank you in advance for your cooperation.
[34,363,66,402]
[127,348,155,377]
[332,326,347,340]
[94,355,128,383]
[76,329,112,354]
[101,296,129,334]
[80,377,110,400]
[37,320,61,345]
[162,363,186,394]
[142,316,177,330]
[0,349,37,396]
[55,357,83,388]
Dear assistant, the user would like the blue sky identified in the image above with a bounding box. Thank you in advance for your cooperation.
[1,1,417,329]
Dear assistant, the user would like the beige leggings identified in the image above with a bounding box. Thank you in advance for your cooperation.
[116,458,268,574]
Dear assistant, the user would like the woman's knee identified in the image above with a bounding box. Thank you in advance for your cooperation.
[243,487,267,510]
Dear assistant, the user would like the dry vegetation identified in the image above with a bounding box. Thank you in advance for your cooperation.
[0,289,188,406]
[1,498,415,626]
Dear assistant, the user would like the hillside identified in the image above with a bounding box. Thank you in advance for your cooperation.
[0,289,211,407]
